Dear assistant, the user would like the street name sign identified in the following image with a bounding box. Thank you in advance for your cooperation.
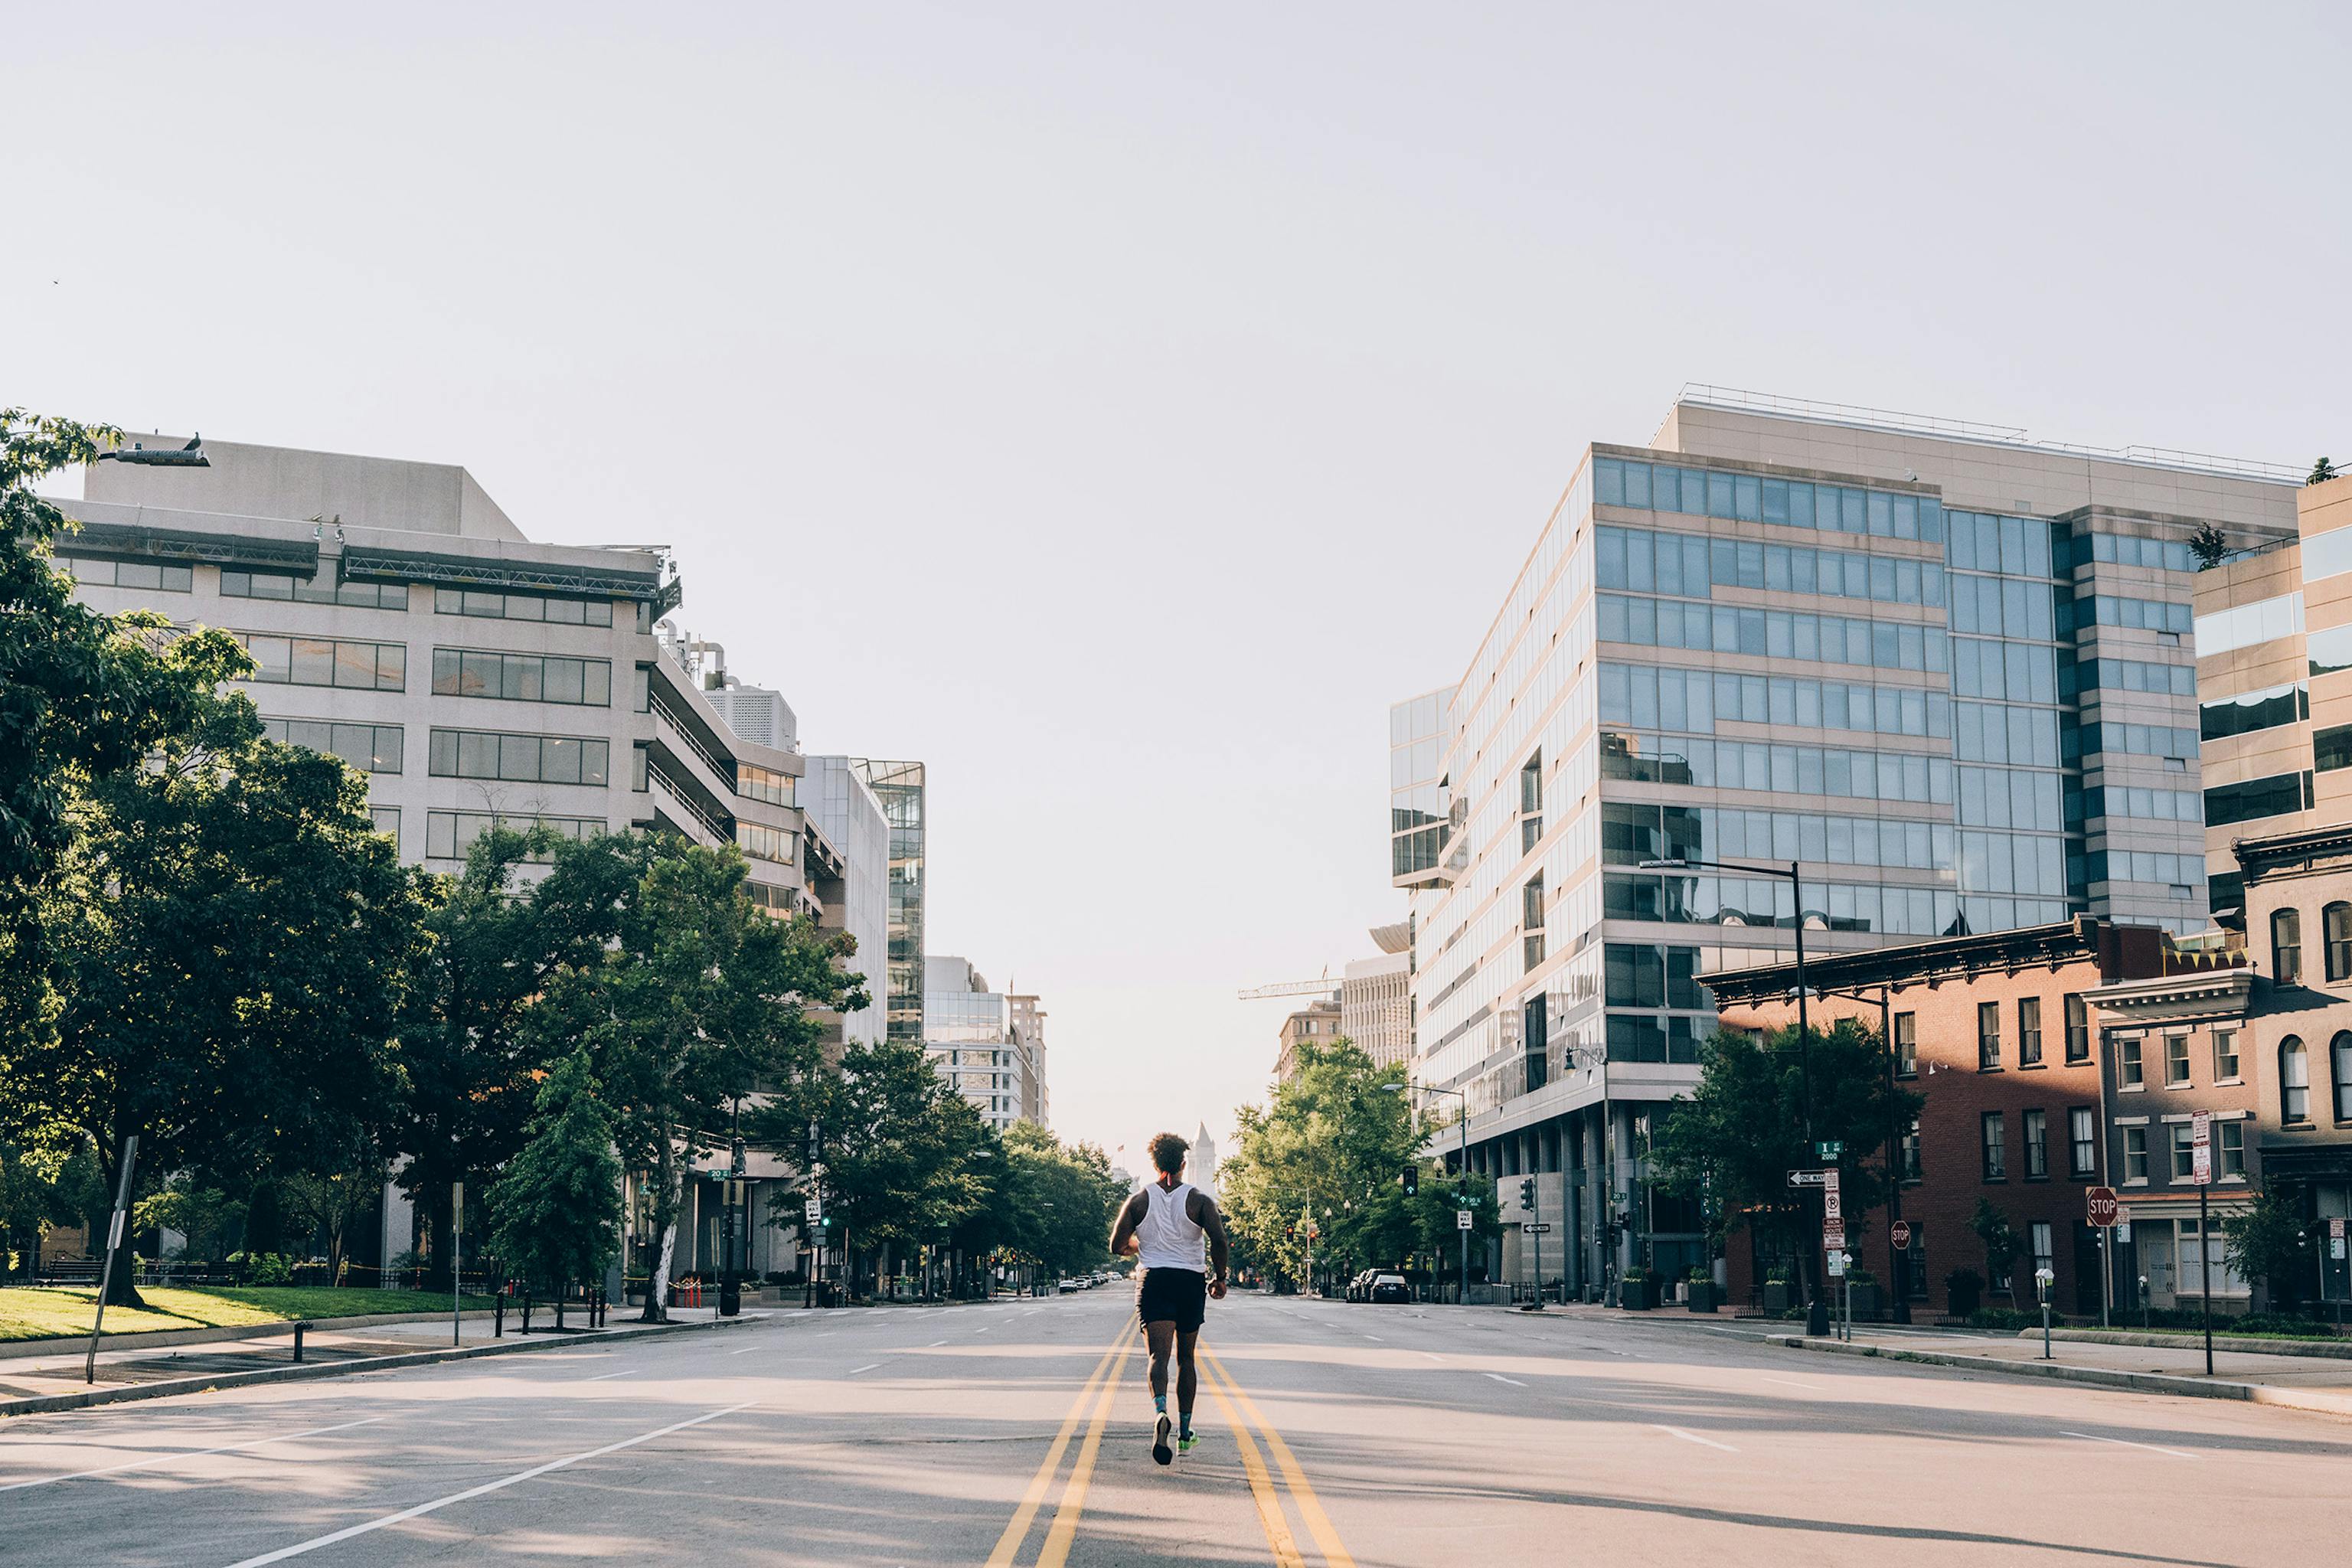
[1457,1209,1474,1230]
[2190,1110,2213,1185]
[1890,1220,1913,1250]
[1815,1140,1844,1162]
[2086,1187,2120,1228]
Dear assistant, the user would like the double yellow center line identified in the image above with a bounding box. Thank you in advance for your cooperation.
[987,1319,1353,1568]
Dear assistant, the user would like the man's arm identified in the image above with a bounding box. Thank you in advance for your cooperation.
[1191,1191,1232,1297]
[1109,1191,1146,1257]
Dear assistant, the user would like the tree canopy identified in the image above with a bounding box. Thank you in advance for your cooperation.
[489,1050,625,1299]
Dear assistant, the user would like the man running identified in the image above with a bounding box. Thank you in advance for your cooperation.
[1109,1130,1230,1465]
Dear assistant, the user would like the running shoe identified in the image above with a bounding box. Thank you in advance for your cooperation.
[1152,1412,1173,1466]
[1178,1431,1200,1455]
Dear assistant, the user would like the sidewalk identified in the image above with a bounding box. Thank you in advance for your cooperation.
[0,1305,753,1419]
[1617,1305,2352,1417]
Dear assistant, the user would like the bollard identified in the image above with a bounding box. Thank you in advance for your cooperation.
[495,1292,505,1339]
[292,1321,309,1364]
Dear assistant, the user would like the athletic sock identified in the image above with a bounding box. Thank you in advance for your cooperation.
[1154,1394,1166,1413]
[1178,1414,1192,1439]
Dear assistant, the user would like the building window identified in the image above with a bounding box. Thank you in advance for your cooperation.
[2220,1119,2246,1178]
[2334,1031,2352,1122]
[425,809,603,861]
[1981,1112,2006,1180]
[1894,1011,1917,1078]
[55,555,194,593]
[2274,907,2304,983]
[2125,1126,2148,1182]
[260,717,404,773]
[1522,873,1546,972]
[2329,903,2352,982]
[740,764,795,807]
[224,568,404,609]
[369,805,399,853]
[2120,1035,2144,1089]
[430,647,613,707]
[2068,1107,2096,1176]
[234,632,407,691]
[737,821,795,864]
[2030,1222,2054,1286]
[2064,995,2089,1063]
[427,729,609,787]
[2024,1109,2048,1179]
[2018,998,2043,1066]
[1900,1117,1922,1181]
[433,586,613,626]
[2170,1122,2197,1180]
[1978,1001,2001,1070]
[632,741,649,793]
[2283,1036,2311,1122]
[1520,752,1542,814]
[2214,1030,2240,1082]
[2164,1034,2190,1088]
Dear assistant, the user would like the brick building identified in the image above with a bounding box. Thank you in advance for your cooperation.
[1708,918,2176,1318]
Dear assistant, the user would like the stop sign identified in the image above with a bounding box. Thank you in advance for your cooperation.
[1890,1220,1913,1250]
[2086,1187,2119,1227]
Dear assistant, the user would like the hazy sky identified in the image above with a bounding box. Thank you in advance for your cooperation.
[12,4,2350,1174]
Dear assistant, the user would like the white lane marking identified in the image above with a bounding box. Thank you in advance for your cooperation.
[2062,1430,2197,1459]
[583,1370,636,1382]
[1483,1373,1527,1387]
[974,1326,991,1333]
[220,1403,754,1566]
[1362,1334,1384,1341]
[1419,1351,1446,1364]
[1756,1374,1815,1390]
[846,1364,882,1376]
[0,1418,384,1494]
[929,1339,949,1348]
[727,1345,764,1356]
[1655,1425,1738,1452]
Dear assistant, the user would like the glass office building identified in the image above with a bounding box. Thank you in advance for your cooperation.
[851,759,929,1044]
[1393,390,2300,1295]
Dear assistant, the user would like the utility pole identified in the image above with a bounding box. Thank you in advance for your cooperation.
[83,1135,139,1385]
[452,1181,464,1348]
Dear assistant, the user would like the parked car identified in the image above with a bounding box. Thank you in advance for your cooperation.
[1368,1272,1411,1304]
[1345,1269,1377,1303]
[1057,1278,1080,1293]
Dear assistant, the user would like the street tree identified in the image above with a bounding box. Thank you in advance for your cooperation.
[1648,1019,1921,1305]
[488,1050,624,1306]
[2223,1184,2312,1311]
[994,1120,1125,1281]
[760,1035,988,1295]
[558,838,862,1320]
[1972,1198,2023,1309]
[0,680,421,1305]
[390,825,648,1222]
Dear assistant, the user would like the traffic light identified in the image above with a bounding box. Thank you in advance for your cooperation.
[1401,1167,1419,1197]
[1518,1177,1536,1210]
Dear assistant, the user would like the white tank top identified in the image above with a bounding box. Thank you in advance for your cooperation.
[1135,1181,1206,1272]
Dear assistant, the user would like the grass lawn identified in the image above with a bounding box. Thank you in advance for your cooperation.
[0,1285,495,1344]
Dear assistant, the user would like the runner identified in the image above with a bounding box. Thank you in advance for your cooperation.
[1109,1130,1230,1465]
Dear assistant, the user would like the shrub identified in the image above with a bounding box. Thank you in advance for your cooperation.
[1945,1267,1984,1316]
[1966,1307,2037,1331]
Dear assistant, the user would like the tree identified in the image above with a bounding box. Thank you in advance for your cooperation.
[488,1051,623,1305]
[1,410,225,901]
[279,1119,385,1278]
[991,1120,1125,1280]
[2311,457,2341,486]
[1649,1020,1921,1306]
[132,1179,242,1266]
[0,681,422,1305]
[2223,1185,2311,1311]
[388,826,648,1223]
[1220,1038,1493,1293]
[559,838,863,1320]
[760,1035,988,1295]
[1972,1198,2022,1308]
[2188,521,2231,570]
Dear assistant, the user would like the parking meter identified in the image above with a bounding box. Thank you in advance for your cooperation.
[2036,1266,2055,1358]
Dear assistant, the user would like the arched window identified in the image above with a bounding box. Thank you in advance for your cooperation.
[2282,1036,2311,1123]
[2274,908,2304,983]
[2334,1033,2352,1123]
[2328,903,2352,982]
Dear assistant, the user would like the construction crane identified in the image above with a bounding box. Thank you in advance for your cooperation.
[1237,969,1341,1002]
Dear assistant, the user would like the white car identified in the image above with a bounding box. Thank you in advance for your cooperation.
[1057,1277,1080,1293]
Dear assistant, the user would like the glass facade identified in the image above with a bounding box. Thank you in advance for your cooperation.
[852,760,928,1043]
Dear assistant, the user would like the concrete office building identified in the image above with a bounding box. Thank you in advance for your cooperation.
[923,957,1044,1132]
[1274,996,1344,1085]
[1009,993,1050,1124]
[1342,923,1414,1070]
[1390,388,2299,1296]
[53,437,844,1277]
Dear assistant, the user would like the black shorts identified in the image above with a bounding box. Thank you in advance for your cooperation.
[1135,1267,1207,1333]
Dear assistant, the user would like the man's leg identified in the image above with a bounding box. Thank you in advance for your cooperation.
[1174,1329,1200,1446]
[1145,1320,1175,1464]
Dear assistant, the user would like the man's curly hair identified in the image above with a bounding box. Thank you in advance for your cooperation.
[1148,1131,1189,1175]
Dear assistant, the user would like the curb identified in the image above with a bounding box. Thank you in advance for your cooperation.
[2024,1327,2352,1361]
[0,1313,753,1421]
[1753,1331,2352,1419]
[0,1309,501,1364]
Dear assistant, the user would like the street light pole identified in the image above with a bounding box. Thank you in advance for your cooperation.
[1642,855,1827,1334]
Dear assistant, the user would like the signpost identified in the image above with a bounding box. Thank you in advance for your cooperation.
[82,1135,139,1387]
[2086,1185,2118,1328]
[2190,1110,2213,1376]
[452,1181,465,1348]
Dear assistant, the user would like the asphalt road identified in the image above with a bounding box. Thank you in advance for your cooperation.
[2,1290,2347,1566]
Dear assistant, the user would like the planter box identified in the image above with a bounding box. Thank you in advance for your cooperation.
[1848,1283,1881,1321]
[1687,1282,1719,1313]
[1762,1281,1792,1315]
[1619,1278,1655,1310]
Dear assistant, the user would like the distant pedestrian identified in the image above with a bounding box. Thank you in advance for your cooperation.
[1109,1131,1230,1464]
